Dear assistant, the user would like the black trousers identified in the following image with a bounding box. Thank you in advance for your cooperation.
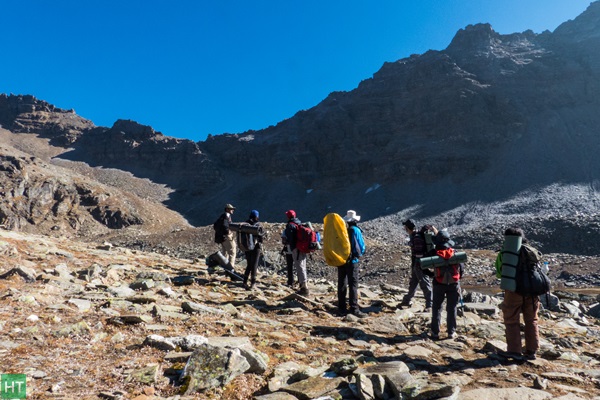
[285,253,294,285]
[243,248,261,285]
[338,262,360,313]
[431,282,460,335]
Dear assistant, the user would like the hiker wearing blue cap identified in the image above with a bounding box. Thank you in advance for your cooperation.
[242,210,263,290]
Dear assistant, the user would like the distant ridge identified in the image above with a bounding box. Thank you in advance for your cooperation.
[1,3,600,235]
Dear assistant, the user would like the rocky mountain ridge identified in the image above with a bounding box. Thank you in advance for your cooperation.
[1,4,600,254]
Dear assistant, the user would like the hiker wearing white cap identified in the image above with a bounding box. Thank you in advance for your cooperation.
[338,210,367,318]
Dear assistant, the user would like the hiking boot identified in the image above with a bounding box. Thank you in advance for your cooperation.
[297,286,310,296]
[430,332,440,341]
[524,350,537,360]
[498,351,523,360]
[397,301,413,309]
[350,310,368,318]
[337,308,348,317]
[448,332,457,339]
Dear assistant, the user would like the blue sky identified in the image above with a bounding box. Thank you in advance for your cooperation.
[0,1,593,142]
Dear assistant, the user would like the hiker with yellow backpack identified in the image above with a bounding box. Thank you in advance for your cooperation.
[323,210,367,318]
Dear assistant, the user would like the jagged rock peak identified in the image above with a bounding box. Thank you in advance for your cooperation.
[447,23,497,52]
[553,0,600,41]
[0,93,75,115]
[446,23,539,56]
[109,119,163,139]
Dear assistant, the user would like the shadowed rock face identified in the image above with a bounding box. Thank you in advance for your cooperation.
[2,3,600,227]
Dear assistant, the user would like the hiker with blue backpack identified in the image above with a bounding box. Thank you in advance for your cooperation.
[337,210,367,318]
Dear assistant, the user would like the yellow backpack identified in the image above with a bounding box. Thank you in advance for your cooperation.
[323,213,351,267]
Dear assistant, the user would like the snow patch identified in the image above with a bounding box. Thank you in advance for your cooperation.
[365,184,381,194]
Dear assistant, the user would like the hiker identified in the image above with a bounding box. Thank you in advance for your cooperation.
[337,210,367,317]
[284,210,310,295]
[399,219,435,310]
[496,227,541,360]
[242,210,263,290]
[213,203,237,268]
[280,230,294,287]
[430,230,464,340]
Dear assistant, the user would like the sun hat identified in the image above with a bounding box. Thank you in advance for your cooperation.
[343,210,361,222]
[224,203,236,210]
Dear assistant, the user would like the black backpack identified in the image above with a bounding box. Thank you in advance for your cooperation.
[515,244,551,297]
[213,214,227,244]
[410,232,426,258]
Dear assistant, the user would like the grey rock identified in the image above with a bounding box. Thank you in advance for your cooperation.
[401,380,459,400]
[463,303,498,317]
[588,303,600,318]
[53,321,91,337]
[0,266,36,282]
[170,334,208,350]
[107,285,135,298]
[67,298,92,312]
[181,344,250,394]
[126,364,159,384]
[129,279,154,290]
[254,393,299,400]
[181,301,226,315]
[280,376,347,400]
[143,334,177,351]
[330,357,359,376]
[459,387,552,400]
[356,373,376,400]
[268,361,303,392]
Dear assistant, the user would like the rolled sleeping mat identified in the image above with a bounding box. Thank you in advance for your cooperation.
[500,235,522,291]
[207,251,244,281]
[229,223,264,236]
[419,252,468,269]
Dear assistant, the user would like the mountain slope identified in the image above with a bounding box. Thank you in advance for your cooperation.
[0,3,599,253]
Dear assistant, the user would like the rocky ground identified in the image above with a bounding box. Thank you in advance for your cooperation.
[2,228,600,399]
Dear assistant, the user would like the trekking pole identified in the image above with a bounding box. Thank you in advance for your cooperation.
[458,281,466,332]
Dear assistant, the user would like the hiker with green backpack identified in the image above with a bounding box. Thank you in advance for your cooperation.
[496,227,548,360]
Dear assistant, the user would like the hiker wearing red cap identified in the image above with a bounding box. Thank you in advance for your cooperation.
[284,210,309,295]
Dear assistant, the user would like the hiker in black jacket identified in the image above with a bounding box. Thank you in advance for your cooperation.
[213,204,237,268]
[242,210,263,290]
[399,219,434,310]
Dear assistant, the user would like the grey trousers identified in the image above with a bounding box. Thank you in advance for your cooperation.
[292,248,307,285]
[402,260,432,307]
